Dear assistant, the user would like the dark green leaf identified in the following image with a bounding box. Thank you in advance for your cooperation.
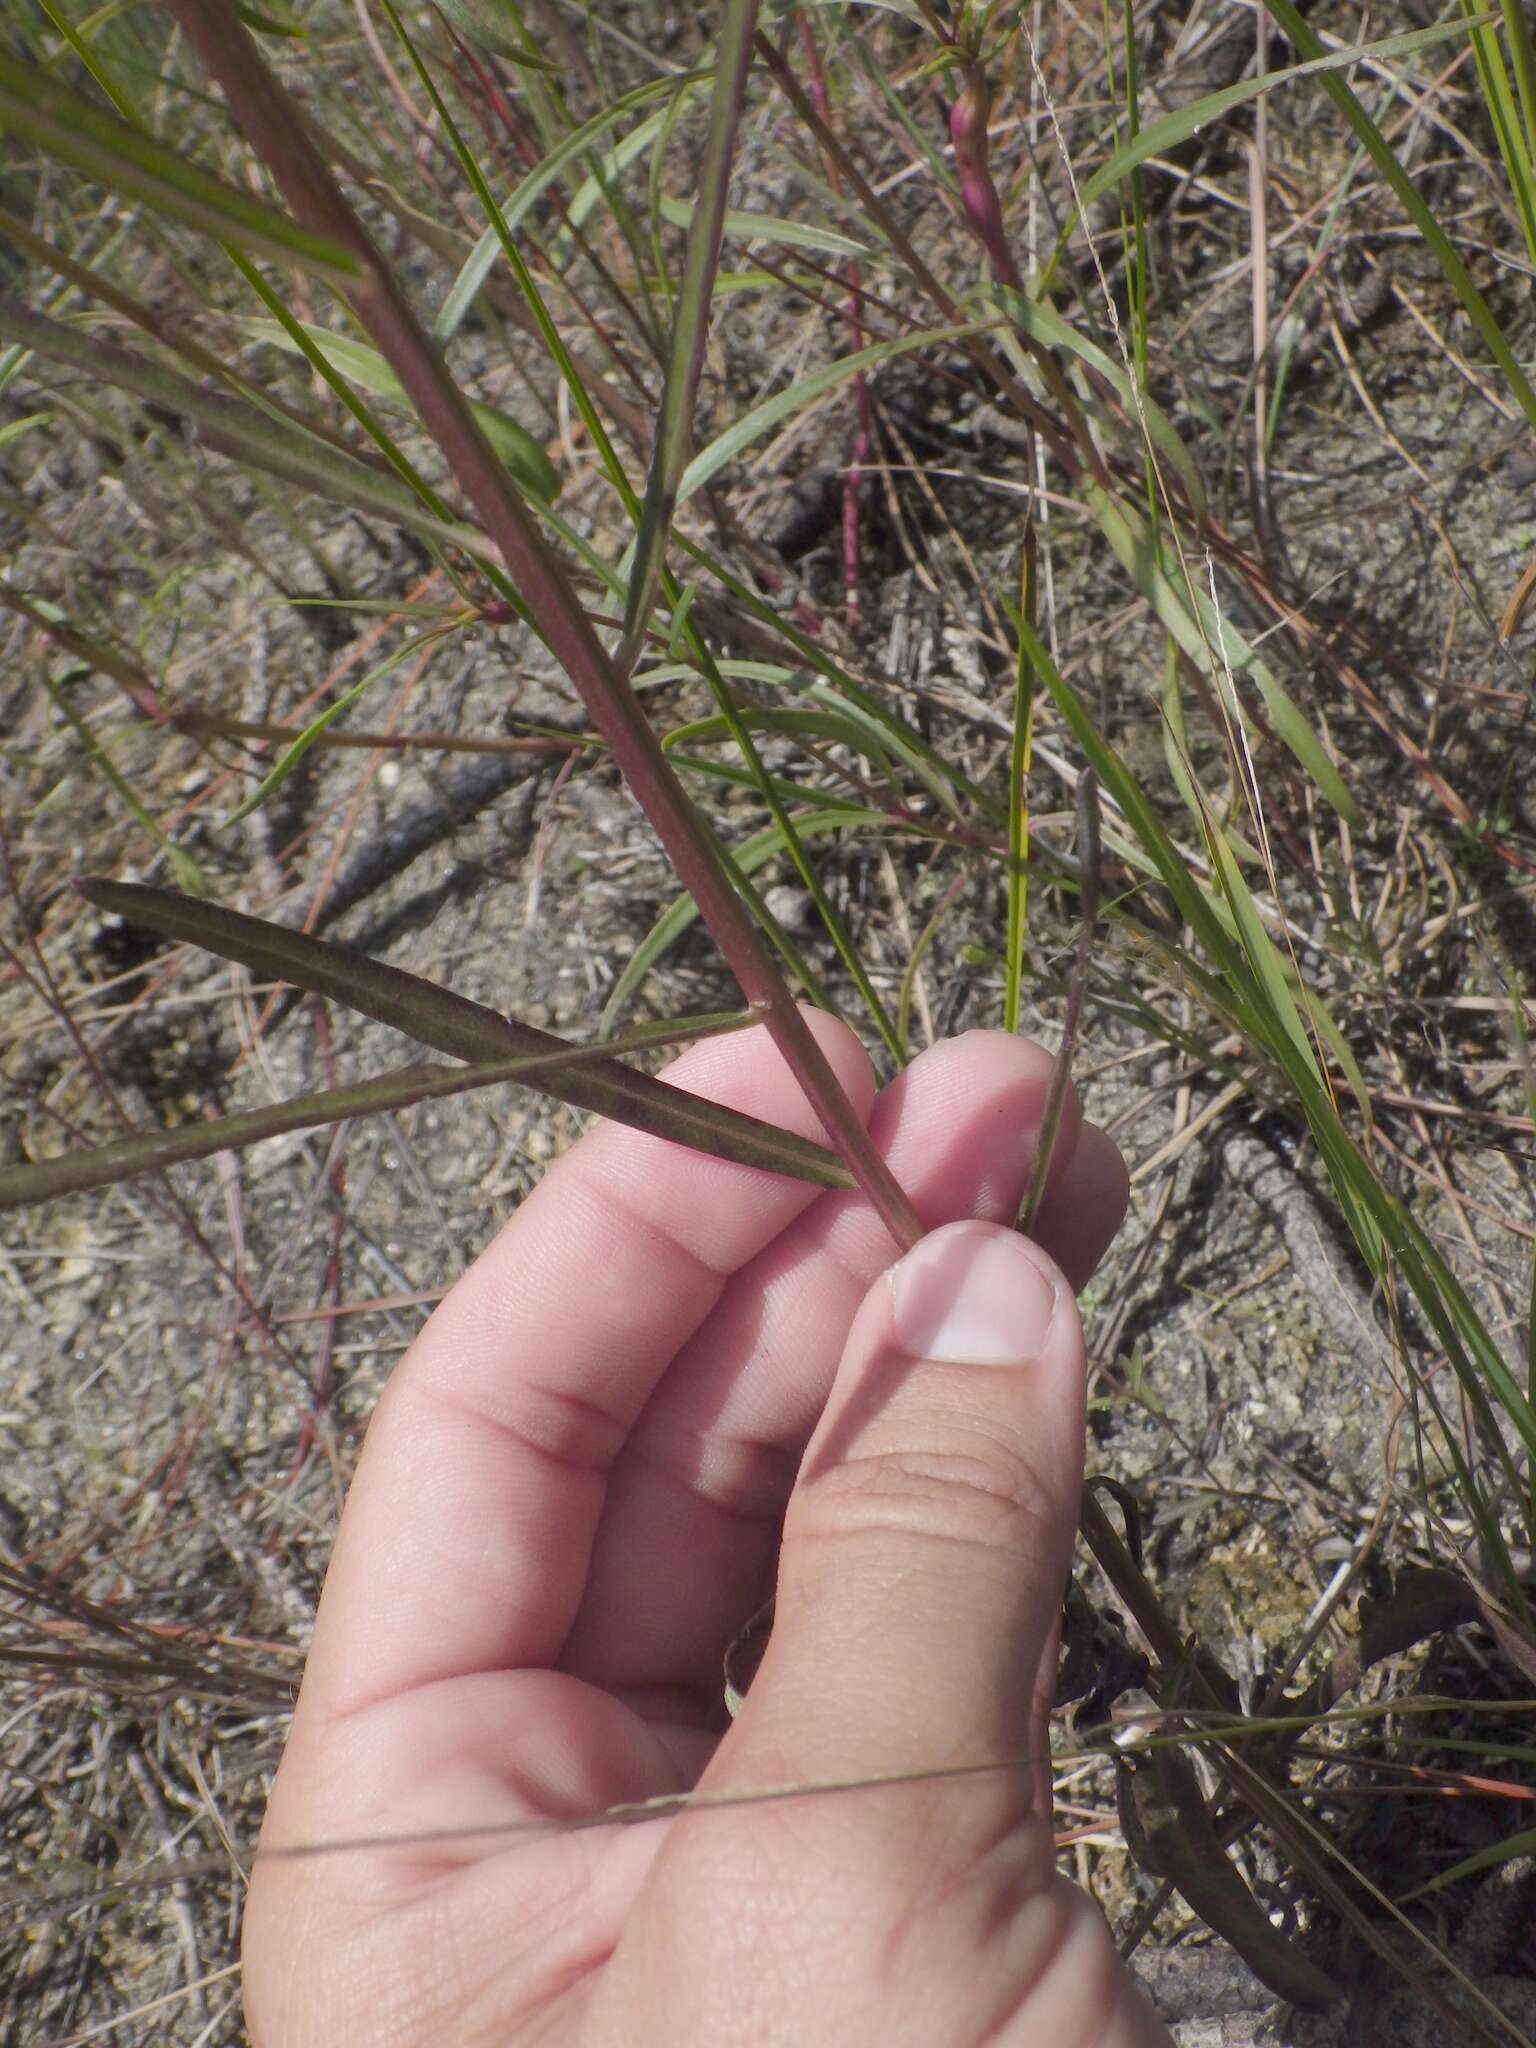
[73,881,855,1189]
[0,1013,758,1212]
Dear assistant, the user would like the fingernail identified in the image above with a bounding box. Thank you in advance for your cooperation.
[888,1221,1059,1365]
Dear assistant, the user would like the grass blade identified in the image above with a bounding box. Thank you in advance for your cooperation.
[1257,0,1536,433]
[1004,532,1037,1039]
[0,1013,759,1213]
[433,72,705,343]
[1070,15,1498,222]
[72,881,855,1190]
[1086,484,1358,822]
[621,0,769,667]
[243,316,560,501]
[0,51,360,285]
[170,0,923,1245]
[220,626,455,827]
[599,803,899,1036]
[0,299,495,561]
[677,316,997,505]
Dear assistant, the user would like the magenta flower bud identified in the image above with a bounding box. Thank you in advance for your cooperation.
[950,68,1018,287]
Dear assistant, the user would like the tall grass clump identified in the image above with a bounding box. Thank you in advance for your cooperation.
[2,0,1535,2034]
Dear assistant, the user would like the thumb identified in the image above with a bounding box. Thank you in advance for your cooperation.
[734,1220,1083,1781]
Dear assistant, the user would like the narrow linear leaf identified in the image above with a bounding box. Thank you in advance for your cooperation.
[1086,484,1358,822]
[243,318,560,502]
[221,626,454,827]
[73,882,855,1189]
[1072,15,1496,218]
[1021,620,1258,984]
[434,73,706,344]
[0,1013,757,1213]
[656,190,872,259]
[1205,821,1325,1085]
[46,670,204,895]
[1029,636,1536,1551]
[0,53,360,285]
[1399,1825,1536,1902]
[1253,2,1536,432]
[0,300,496,564]
[431,0,557,65]
[663,704,891,766]
[1004,539,1037,1039]
[991,285,1203,516]
[599,805,902,1036]
[621,0,760,666]
[675,547,989,818]
[168,0,922,1249]
[677,317,998,505]
[560,98,691,244]
[0,410,54,451]
[642,652,963,816]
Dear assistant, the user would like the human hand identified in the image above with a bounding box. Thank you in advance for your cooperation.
[243,1017,1172,2046]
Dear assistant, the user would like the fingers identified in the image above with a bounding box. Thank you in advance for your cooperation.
[1030,1118,1129,1291]
[725,1221,1085,1780]
[592,1224,1173,2047]
[561,1032,1124,1693]
[295,1011,876,1726]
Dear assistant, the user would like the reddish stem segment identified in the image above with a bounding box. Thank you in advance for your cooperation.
[165,0,922,1251]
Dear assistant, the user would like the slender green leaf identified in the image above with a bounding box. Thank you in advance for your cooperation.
[0,300,498,565]
[1399,1825,1536,1901]
[991,285,1203,516]
[677,318,998,505]
[222,626,454,826]
[621,0,758,666]
[73,881,856,1189]
[434,76,704,343]
[1072,15,1496,218]
[1462,3,1536,264]
[432,0,558,66]
[0,1013,758,1212]
[656,191,871,259]
[599,804,900,1035]
[171,0,922,1250]
[243,318,560,501]
[1205,822,1324,1085]
[1256,1,1536,432]
[0,53,361,285]
[45,671,204,895]
[236,266,454,522]
[664,704,893,767]
[0,411,53,452]
[675,543,990,819]
[32,0,135,118]
[1002,544,1038,1040]
[1027,630,1536,1573]
[1086,484,1358,822]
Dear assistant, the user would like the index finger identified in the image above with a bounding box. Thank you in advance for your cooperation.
[295,1012,877,1727]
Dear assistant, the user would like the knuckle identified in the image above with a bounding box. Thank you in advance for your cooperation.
[798,1429,1050,1550]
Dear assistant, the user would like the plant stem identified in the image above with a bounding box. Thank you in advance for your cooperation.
[167,0,922,1249]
